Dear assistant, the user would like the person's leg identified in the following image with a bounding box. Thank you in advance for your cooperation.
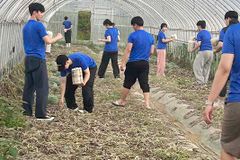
[98,53,110,78]
[221,150,236,160]
[65,30,71,47]
[82,67,97,113]
[33,60,49,118]
[64,32,68,47]
[114,62,137,105]
[193,52,205,84]
[110,52,120,78]
[22,58,35,116]
[156,49,161,75]
[138,61,150,108]
[203,51,213,84]
[65,74,79,110]
[161,49,167,76]
[69,30,72,47]
[157,49,166,76]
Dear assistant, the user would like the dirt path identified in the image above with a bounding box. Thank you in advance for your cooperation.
[1,44,218,160]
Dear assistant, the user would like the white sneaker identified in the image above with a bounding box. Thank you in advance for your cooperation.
[36,116,54,121]
[79,110,86,113]
[73,108,79,111]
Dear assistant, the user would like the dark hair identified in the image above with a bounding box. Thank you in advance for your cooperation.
[103,19,115,26]
[29,3,45,15]
[56,55,68,71]
[196,20,206,29]
[225,11,239,24]
[64,16,68,20]
[131,16,144,26]
[161,23,168,29]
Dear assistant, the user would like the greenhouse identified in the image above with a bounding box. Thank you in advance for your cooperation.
[1,0,240,159]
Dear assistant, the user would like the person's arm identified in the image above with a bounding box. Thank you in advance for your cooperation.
[150,45,155,56]
[118,30,121,42]
[118,35,121,42]
[190,41,201,52]
[98,36,111,43]
[59,76,67,107]
[203,54,234,124]
[43,33,63,45]
[67,25,72,31]
[214,41,223,53]
[82,68,90,86]
[38,23,63,45]
[120,43,133,71]
[162,38,174,43]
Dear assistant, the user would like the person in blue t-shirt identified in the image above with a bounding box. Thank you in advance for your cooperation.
[214,11,239,107]
[22,3,63,121]
[112,16,154,109]
[63,16,72,48]
[98,19,120,78]
[157,23,175,76]
[56,53,97,113]
[203,11,240,160]
[190,20,213,84]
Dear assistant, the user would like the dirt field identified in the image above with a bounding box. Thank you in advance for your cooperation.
[0,43,218,159]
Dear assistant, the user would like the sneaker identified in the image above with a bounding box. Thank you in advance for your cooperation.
[23,111,32,117]
[36,116,54,121]
[79,109,87,113]
[73,108,79,112]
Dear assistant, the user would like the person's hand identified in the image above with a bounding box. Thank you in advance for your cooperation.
[120,64,125,71]
[58,98,64,108]
[80,82,86,87]
[64,29,67,33]
[188,49,193,53]
[98,39,103,42]
[203,105,214,124]
[56,33,63,40]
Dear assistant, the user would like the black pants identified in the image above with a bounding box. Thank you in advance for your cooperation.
[65,67,97,112]
[123,60,150,93]
[22,56,49,118]
[98,52,120,78]
[65,30,71,43]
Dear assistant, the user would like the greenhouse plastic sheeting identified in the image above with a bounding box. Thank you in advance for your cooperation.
[1,0,240,79]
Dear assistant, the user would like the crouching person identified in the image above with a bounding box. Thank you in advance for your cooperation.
[56,52,97,113]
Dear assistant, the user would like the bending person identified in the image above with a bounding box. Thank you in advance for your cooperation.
[56,52,97,113]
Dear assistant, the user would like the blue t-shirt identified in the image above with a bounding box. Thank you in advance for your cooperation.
[60,52,97,77]
[63,20,72,29]
[23,20,48,59]
[219,28,226,42]
[222,23,240,103]
[157,31,167,49]
[128,30,154,62]
[197,30,213,51]
[104,27,119,52]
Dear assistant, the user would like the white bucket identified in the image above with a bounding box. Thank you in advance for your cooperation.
[211,37,218,47]
[188,40,195,52]
[46,31,53,53]
[171,34,177,40]
[72,67,83,85]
